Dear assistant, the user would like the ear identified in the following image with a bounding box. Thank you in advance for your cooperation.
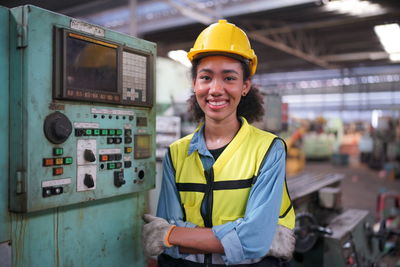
[192,79,196,92]
[242,79,251,96]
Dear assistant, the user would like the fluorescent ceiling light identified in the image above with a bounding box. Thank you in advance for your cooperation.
[324,0,385,17]
[374,24,400,54]
[389,53,400,62]
[167,50,192,67]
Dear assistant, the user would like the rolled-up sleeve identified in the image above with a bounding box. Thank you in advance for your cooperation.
[212,140,286,265]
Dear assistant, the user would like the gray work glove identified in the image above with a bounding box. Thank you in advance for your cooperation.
[142,214,176,257]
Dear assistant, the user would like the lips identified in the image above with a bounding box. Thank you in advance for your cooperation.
[207,99,229,110]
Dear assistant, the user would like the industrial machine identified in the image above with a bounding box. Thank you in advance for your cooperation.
[288,171,390,267]
[0,5,156,266]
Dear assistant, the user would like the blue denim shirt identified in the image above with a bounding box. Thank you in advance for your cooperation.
[156,123,286,265]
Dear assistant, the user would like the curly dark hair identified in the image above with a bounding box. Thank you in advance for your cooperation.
[187,55,264,123]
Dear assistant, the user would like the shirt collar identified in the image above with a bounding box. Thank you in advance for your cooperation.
[187,117,247,157]
[188,123,209,156]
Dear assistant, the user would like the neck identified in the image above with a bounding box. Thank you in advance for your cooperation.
[204,117,241,150]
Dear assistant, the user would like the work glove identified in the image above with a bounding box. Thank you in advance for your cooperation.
[142,214,176,257]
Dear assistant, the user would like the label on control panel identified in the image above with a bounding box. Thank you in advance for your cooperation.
[91,108,134,116]
[42,178,72,188]
[74,122,99,129]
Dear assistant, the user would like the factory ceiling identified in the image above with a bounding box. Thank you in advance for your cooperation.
[1,0,400,74]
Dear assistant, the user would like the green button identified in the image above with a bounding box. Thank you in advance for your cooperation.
[116,129,123,136]
[85,129,93,135]
[53,147,63,156]
[108,163,115,169]
[64,157,73,164]
[109,129,116,135]
[93,129,100,135]
[101,129,108,135]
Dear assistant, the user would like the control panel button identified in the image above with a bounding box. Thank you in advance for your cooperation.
[101,129,108,136]
[107,138,114,144]
[93,129,100,135]
[115,154,122,161]
[124,147,132,153]
[114,137,122,144]
[124,161,132,168]
[75,129,85,136]
[124,129,132,136]
[84,149,96,162]
[53,167,64,176]
[55,158,64,165]
[100,155,108,162]
[53,147,63,156]
[84,129,93,136]
[115,162,122,169]
[124,137,132,144]
[109,129,116,136]
[114,170,126,187]
[107,163,116,170]
[84,174,95,188]
[116,129,123,136]
[43,158,54,166]
[64,157,73,165]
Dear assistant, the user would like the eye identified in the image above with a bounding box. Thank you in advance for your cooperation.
[199,75,211,81]
[225,76,237,81]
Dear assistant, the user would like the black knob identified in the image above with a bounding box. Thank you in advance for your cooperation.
[138,170,145,179]
[84,149,96,162]
[44,112,72,144]
[114,170,126,187]
[84,174,95,188]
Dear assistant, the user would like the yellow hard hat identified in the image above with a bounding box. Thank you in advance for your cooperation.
[187,19,258,75]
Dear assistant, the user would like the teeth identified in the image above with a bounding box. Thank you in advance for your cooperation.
[209,101,226,106]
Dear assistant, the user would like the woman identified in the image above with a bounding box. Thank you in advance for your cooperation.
[143,20,295,266]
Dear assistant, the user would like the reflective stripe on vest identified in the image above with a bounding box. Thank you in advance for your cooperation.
[169,118,295,229]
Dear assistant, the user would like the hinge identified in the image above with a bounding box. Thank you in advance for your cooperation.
[16,171,26,194]
[16,6,29,48]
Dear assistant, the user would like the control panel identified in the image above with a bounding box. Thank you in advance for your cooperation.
[8,6,156,212]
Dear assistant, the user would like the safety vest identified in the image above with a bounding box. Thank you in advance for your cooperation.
[169,118,295,229]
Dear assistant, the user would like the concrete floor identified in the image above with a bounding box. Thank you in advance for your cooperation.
[303,158,400,266]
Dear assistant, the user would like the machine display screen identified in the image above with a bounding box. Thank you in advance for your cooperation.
[66,33,118,94]
[134,135,151,159]
[54,28,153,107]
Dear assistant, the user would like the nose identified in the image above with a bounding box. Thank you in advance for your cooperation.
[209,79,223,95]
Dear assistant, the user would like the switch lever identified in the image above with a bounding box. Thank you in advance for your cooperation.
[84,149,96,162]
[84,174,95,188]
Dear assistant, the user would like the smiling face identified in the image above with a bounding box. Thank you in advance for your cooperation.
[192,56,251,124]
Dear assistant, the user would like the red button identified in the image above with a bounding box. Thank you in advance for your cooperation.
[53,167,63,176]
[100,155,109,162]
[43,158,54,167]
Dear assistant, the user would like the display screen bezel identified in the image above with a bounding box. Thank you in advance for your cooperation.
[53,27,153,107]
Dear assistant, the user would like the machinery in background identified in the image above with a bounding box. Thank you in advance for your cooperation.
[288,171,396,267]
[1,5,156,266]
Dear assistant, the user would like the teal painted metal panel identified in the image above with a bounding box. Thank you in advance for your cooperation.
[0,6,11,243]
[11,193,146,267]
[9,5,157,213]
[6,5,155,266]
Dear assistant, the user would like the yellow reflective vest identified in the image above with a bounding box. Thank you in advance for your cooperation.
[169,118,295,229]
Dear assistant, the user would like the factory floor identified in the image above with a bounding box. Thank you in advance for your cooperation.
[303,157,400,267]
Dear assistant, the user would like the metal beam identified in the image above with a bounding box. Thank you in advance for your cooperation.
[248,31,337,69]
[320,51,388,62]
[161,0,214,25]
